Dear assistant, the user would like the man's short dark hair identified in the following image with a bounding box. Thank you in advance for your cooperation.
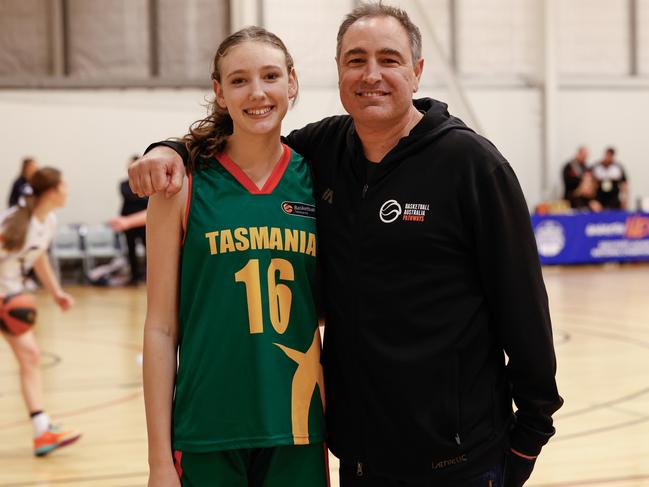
[606,147,616,155]
[336,2,422,63]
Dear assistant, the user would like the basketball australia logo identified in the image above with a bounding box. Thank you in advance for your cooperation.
[379,199,402,223]
[281,201,316,218]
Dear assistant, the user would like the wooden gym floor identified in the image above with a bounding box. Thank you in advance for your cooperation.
[1,264,648,486]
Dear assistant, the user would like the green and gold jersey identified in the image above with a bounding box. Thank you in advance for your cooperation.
[173,145,325,452]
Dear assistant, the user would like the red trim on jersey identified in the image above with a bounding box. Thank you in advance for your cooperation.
[323,443,331,487]
[181,172,193,246]
[173,450,183,478]
[215,144,290,195]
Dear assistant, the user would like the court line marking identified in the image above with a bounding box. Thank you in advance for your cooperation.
[1,471,147,486]
[550,323,649,444]
[0,390,142,430]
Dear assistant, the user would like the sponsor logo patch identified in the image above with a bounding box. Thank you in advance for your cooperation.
[379,199,430,223]
[379,200,402,223]
[281,201,316,218]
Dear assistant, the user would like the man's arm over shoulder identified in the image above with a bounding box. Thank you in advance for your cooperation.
[284,115,351,161]
[129,141,186,197]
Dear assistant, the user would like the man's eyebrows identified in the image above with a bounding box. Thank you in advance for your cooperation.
[342,47,367,59]
[342,47,406,60]
[378,48,405,60]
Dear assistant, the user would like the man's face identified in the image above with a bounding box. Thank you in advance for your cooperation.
[576,148,588,163]
[337,16,423,130]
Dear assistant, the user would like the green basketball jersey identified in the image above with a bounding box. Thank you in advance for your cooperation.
[173,145,325,452]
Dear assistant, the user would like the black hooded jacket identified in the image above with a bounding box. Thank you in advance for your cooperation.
[152,98,562,483]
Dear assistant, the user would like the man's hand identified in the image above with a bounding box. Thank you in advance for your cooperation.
[128,146,185,198]
[504,449,536,487]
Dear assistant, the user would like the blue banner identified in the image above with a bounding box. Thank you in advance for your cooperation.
[531,211,649,265]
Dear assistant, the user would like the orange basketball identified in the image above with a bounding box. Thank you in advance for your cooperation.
[0,293,37,336]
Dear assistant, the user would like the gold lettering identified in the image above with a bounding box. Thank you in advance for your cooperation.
[284,229,299,253]
[299,230,306,254]
[205,231,219,255]
[250,227,269,250]
[305,233,317,257]
[234,227,250,251]
[269,227,283,250]
[220,229,235,253]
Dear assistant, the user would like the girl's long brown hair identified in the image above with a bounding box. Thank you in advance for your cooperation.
[181,26,297,172]
[1,167,62,252]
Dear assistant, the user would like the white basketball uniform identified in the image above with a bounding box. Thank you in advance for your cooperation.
[0,207,57,295]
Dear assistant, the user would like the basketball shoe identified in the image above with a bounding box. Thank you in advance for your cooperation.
[34,425,81,456]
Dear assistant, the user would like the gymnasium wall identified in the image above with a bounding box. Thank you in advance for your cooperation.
[1,0,648,224]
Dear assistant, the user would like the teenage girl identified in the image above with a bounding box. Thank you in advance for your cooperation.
[144,27,327,486]
[0,167,81,456]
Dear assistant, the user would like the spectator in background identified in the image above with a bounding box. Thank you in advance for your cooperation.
[109,156,148,285]
[592,147,628,210]
[8,157,39,207]
[562,146,589,208]
[572,171,603,212]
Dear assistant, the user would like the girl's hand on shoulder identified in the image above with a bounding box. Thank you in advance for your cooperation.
[54,290,74,311]
[148,464,182,487]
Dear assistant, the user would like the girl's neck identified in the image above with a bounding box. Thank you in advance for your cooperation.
[224,131,284,188]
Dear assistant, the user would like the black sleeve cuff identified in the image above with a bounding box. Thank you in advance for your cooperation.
[144,140,189,166]
[504,450,536,487]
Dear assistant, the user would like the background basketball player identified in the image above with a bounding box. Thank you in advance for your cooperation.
[0,167,81,456]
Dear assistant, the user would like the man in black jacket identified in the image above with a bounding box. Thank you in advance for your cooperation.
[128,4,562,486]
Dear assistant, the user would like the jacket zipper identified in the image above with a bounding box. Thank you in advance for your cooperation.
[455,353,462,447]
[353,179,369,477]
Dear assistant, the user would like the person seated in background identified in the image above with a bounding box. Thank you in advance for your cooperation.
[592,147,628,210]
[108,155,148,285]
[570,170,603,212]
[7,157,39,207]
[562,146,589,208]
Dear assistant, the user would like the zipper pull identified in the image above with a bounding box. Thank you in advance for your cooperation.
[356,461,364,477]
[362,184,368,199]
[455,433,462,446]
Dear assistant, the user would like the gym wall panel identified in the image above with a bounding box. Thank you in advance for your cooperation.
[263,0,450,88]
[66,0,149,78]
[457,0,540,78]
[394,0,451,86]
[263,0,349,88]
[639,0,649,75]
[557,0,629,76]
[157,0,229,80]
[0,0,50,77]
